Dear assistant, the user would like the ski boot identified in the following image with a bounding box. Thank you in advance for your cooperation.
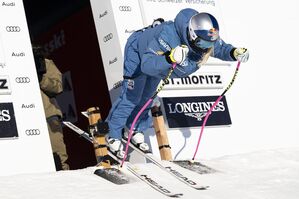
[106,137,125,159]
[122,129,151,153]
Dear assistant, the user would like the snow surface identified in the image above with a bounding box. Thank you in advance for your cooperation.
[0,147,298,199]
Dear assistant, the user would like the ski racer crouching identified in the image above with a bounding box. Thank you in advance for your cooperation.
[105,8,249,158]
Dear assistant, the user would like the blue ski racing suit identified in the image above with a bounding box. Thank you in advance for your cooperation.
[106,8,236,139]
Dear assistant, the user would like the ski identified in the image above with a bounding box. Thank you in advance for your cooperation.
[80,112,208,190]
[63,121,183,197]
[122,138,209,190]
[62,121,129,184]
[93,166,129,185]
[108,150,183,198]
[63,121,93,142]
[172,160,217,175]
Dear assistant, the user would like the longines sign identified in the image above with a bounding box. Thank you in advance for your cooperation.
[162,95,231,128]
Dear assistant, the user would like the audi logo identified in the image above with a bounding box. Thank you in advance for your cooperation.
[25,129,40,136]
[119,6,132,12]
[103,33,113,42]
[15,77,30,83]
[6,26,21,32]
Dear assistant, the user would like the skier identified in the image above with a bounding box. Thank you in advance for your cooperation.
[105,8,249,158]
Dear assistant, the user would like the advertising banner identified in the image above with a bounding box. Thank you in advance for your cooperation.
[0,75,12,95]
[90,0,144,102]
[162,95,231,128]
[0,33,5,68]
[139,0,224,33]
[0,102,18,138]
[163,71,224,90]
[0,1,55,176]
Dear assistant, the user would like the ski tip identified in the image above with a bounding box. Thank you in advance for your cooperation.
[94,168,129,185]
[195,186,209,190]
[172,160,217,174]
[172,160,194,165]
[170,193,184,198]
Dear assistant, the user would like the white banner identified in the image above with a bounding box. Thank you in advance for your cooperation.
[0,33,5,68]
[90,0,144,102]
[139,0,222,30]
[0,1,55,176]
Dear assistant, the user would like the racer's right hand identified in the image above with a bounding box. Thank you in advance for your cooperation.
[168,45,189,65]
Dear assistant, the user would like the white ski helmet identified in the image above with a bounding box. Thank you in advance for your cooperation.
[188,12,219,50]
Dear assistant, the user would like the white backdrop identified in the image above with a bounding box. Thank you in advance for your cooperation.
[90,0,299,160]
[90,0,144,102]
[199,0,299,158]
[0,1,55,176]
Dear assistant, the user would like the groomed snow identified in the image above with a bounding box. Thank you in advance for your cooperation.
[1,147,298,199]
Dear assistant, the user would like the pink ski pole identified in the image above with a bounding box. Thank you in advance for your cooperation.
[121,63,177,167]
[192,61,241,160]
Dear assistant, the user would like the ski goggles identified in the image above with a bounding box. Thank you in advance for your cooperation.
[194,38,215,49]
